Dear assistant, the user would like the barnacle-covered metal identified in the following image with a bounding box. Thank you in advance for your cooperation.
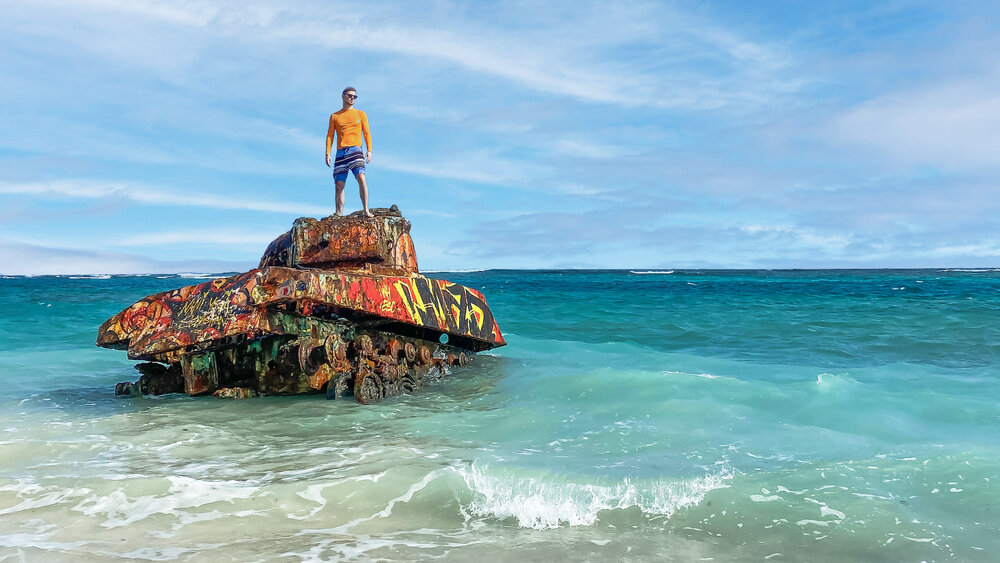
[97,206,505,403]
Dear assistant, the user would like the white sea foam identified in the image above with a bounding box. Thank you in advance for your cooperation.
[0,530,91,554]
[457,463,732,530]
[371,470,442,520]
[775,486,808,495]
[0,480,93,516]
[176,272,226,279]
[630,270,674,275]
[816,372,858,389]
[119,546,215,560]
[820,505,846,520]
[72,475,259,528]
[943,268,997,273]
[68,274,112,279]
[663,370,721,380]
[288,472,387,521]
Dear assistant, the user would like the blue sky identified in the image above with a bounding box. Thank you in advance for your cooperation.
[1,0,998,274]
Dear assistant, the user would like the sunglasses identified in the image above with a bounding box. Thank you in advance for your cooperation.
[344,93,357,99]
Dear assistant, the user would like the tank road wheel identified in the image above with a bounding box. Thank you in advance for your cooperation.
[385,339,403,360]
[353,335,374,358]
[324,334,347,363]
[417,345,432,366]
[399,372,418,394]
[376,357,401,399]
[298,338,326,375]
[326,372,353,400]
[403,342,416,363]
[354,370,384,405]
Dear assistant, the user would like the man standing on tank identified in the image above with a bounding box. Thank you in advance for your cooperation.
[325,86,374,217]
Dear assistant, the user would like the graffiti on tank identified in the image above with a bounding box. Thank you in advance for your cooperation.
[389,277,501,342]
[99,208,506,403]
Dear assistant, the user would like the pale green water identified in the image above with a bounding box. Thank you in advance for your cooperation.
[0,270,998,561]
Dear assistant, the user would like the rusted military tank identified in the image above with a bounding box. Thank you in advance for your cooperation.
[97,207,505,403]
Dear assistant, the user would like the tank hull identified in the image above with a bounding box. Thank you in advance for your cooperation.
[98,208,505,403]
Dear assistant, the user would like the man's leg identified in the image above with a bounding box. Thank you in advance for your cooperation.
[334,180,346,215]
[356,173,373,217]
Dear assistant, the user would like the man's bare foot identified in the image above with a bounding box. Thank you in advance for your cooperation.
[363,209,374,218]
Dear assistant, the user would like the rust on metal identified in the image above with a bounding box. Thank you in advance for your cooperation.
[98,206,505,403]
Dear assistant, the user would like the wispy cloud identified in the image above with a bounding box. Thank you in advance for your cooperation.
[827,80,1000,170]
[0,238,251,276]
[379,152,550,187]
[23,0,800,110]
[107,228,281,246]
[550,139,627,161]
[0,179,328,215]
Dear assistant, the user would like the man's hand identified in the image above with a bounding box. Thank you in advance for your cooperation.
[325,153,331,167]
[366,151,373,164]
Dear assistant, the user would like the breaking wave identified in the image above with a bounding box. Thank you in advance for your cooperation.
[942,268,999,273]
[456,463,732,530]
[630,270,675,275]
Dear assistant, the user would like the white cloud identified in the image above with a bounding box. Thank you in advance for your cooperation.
[21,0,798,111]
[379,151,550,186]
[828,80,1000,170]
[0,111,319,176]
[551,139,626,160]
[406,209,458,219]
[108,228,281,246]
[925,242,1000,258]
[77,0,220,26]
[736,223,852,253]
[0,238,250,275]
[0,179,328,215]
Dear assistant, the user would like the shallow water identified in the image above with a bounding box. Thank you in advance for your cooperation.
[1,270,998,560]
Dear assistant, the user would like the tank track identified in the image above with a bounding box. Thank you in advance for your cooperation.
[114,311,473,404]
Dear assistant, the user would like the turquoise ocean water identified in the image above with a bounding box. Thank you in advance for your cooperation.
[0,269,998,561]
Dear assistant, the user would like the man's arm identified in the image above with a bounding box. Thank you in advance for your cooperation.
[361,111,373,163]
[325,114,336,167]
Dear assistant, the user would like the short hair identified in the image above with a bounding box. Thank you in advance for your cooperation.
[342,86,356,95]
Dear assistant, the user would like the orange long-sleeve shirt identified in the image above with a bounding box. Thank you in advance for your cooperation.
[325,108,372,155]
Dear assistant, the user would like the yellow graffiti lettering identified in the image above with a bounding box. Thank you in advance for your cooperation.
[391,280,423,323]
[468,303,485,331]
[177,291,210,319]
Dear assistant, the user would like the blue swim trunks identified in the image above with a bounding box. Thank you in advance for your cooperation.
[333,146,366,182]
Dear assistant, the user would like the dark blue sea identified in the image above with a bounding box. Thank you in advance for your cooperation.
[1,269,998,560]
